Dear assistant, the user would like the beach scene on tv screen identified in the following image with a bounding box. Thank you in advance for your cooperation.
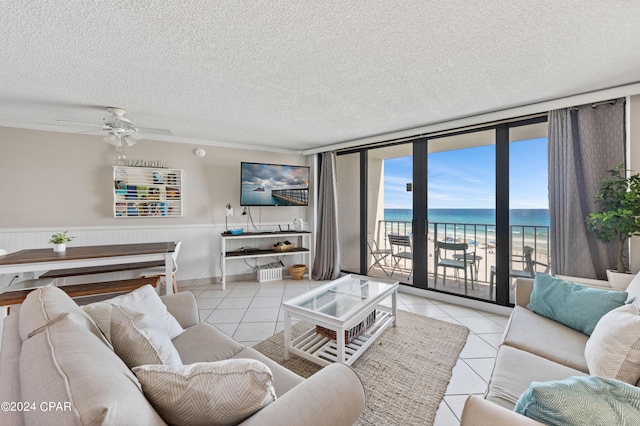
[241,163,309,206]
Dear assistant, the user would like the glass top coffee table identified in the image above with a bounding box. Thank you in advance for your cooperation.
[282,274,399,366]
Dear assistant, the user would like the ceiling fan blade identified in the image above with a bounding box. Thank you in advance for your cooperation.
[137,127,172,136]
[54,119,106,128]
[75,128,110,135]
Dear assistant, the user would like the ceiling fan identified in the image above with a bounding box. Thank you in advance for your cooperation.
[55,107,172,147]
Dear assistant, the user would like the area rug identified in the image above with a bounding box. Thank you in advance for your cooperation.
[253,310,470,425]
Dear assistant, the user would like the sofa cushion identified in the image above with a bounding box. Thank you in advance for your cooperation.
[527,273,627,335]
[502,305,589,372]
[110,304,182,368]
[20,314,165,425]
[485,345,587,410]
[514,376,640,425]
[133,360,276,426]
[585,302,640,385]
[82,284,183,343]
[172,322,244,364]
[18,286,109,346]
[0,313,23,426]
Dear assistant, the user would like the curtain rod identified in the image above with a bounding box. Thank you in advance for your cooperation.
[591,99,618,108]
[569,98,619,111]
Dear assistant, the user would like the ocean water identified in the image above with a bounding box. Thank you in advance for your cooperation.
[383,208,550,253]
[384,208,549,227]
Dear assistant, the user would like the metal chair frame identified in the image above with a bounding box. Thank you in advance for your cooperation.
[367,233,392,276]
[434,241,475,294]
[387,234,413,279]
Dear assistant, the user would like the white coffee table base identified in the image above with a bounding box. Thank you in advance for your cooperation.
[286,309,395,367]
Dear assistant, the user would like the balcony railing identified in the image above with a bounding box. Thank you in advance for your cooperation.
[376,219,550,284]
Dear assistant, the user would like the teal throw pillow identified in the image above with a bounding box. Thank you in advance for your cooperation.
[514,376,640,425]
[527,273,627,335]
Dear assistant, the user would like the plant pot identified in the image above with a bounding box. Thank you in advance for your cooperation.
[606,269,634,290]
[53,243,66,252]
[288,264,306,280]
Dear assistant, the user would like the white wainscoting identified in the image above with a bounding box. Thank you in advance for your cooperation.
[0,224,310,287]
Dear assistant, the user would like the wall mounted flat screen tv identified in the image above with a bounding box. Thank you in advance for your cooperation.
[240,162,310,206]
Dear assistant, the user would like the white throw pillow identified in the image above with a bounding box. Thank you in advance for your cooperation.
[625,272,640,303]
[110,304,182,369]
[132,360,277,426]
[585,302,640,385]
[82,284,183,342]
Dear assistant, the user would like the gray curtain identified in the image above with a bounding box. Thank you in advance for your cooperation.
[312,151,340,280]
[548,99,626,279]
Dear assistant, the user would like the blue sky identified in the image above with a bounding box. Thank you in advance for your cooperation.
[384,138,548,209]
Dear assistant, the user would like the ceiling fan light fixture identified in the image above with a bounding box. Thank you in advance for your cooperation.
[128,131,144,141]
[103,134,117,145]
[124,135,138,146]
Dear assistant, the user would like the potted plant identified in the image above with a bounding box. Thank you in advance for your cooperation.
[49,231,75,252]
[586,164,640,287]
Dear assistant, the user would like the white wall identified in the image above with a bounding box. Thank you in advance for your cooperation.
[0,126,311,284]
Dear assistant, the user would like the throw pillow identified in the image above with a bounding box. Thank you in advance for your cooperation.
[514,376,640,425]
[585,302,640,385]
[132,360,277,426]
[82,284,183,343]
[527,273,627,335]
[625,272,640,303]
[18,285,110,347]
[110,304,182,369]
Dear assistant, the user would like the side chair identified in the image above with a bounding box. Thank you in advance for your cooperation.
[388,234,413,279]
[367,233,392,276]
[489,246,549,300]
[139,240,182,294]
[434,241,475,294]
[0,249,57,292]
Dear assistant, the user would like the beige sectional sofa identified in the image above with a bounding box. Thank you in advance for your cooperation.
[0,285,365,425]
[460,277,640,425]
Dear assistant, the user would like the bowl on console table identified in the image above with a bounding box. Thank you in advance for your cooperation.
[229,228,244,235]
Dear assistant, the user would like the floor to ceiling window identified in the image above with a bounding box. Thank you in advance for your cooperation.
[337,116,548,307]
[426,130,496,301]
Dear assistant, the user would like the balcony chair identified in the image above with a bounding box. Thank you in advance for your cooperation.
[434,241,476,294]
[489,245,549,300]
[388,234,413,279]
[367,233,392,276]
[138,240,181,293]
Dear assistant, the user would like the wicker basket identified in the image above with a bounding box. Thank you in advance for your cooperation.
[316,310,377,343]
[288,264,306,280]
[273,242,294,252]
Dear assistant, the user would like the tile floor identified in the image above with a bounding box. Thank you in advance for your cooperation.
[179,277,508,426]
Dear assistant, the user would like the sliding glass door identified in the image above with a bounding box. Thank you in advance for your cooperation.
[335,116,548,307]
[425,130,496,300]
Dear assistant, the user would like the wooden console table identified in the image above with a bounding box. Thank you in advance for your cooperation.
[220,231,312,289]
[0,242,177,294]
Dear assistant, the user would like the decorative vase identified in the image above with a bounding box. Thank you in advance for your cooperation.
[606,269,634,290]
[53,243,66,252]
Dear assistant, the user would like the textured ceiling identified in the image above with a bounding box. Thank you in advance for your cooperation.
[1,1,640,153]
